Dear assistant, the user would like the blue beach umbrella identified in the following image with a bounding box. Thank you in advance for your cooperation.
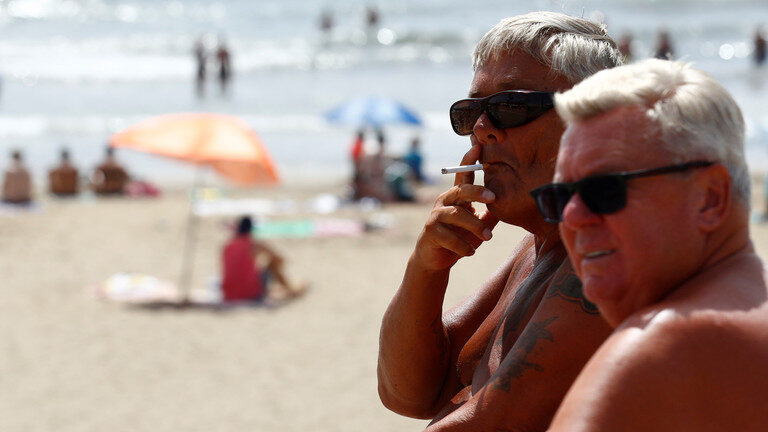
[324,96,422,127]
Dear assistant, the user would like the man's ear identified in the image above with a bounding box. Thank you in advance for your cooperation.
[696,164,731,232]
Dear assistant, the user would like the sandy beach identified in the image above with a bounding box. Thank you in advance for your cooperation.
[4,175,768,432]
[0,178,524,432]
[3,168,768,432]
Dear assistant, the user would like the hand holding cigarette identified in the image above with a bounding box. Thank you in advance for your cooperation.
[407,147,497,271]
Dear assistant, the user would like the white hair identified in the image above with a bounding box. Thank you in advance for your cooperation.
[473,11,623,84]
[555,59,750,204]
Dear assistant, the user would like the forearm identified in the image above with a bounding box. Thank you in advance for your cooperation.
[378,256,454,417]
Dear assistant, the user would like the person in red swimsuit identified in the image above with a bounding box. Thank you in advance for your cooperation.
[221,216,305,302]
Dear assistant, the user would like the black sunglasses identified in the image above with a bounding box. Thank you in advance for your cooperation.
[530,160,715,224]
[449,90,555,136]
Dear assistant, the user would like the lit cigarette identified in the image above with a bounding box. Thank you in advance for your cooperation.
[441,164,484,174]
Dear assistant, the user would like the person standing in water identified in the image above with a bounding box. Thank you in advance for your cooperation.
[193,36,207,99]
[216,38,232,96]
[754,26,766,67]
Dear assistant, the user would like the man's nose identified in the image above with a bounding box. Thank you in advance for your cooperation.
[472,111,503,145]
[561,192,602,229]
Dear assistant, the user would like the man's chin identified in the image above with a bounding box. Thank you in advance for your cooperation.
[486,200,515,225]
[486,198,540,228]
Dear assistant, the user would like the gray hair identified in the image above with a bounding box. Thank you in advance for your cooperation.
[555,59,750,204]
[473,11,622,84]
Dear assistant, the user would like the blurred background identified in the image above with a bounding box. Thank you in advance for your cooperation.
[0,0,767,183]
[3,1,768,431]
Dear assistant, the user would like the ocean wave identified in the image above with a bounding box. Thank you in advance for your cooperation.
[0,0,763,83]
[0,28,475,83]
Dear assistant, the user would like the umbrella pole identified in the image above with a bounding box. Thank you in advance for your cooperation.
[178,165,205,303]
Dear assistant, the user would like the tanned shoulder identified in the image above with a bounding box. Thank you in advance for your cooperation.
[552,312,768,431]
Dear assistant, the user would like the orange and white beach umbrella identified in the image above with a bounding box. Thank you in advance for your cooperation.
[110,113,279,185]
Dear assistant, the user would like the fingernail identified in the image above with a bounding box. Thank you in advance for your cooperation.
[483,228,492,240]
[482,190,495,201]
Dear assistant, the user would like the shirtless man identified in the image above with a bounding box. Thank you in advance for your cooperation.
[531,59,768,431]
[378,12,622,431]
[49,148,78,196]
[91,146,128,195]
[2,150,32,204]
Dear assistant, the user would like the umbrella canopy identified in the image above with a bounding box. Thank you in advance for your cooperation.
[324,96,421,128]
[110,113,279,185]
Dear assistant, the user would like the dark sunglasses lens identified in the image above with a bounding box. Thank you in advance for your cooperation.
[487,100,527,129]
[450,100,482,135]
[533,184,573,223]
[487,93,551,129]
[580,176,627,215]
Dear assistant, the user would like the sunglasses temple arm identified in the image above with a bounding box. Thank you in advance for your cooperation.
[622,161,714,181]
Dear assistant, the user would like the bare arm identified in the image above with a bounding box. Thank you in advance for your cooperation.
[425,264,612,431]
[252,240,282,263]
[378,146,501,418]
[378,249,520,418]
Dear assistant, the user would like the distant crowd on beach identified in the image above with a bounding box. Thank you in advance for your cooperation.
[0,146,155,205]
[348,128,425,204]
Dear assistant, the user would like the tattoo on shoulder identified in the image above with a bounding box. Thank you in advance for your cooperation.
[547,270,599,315]
[490,316,558,391]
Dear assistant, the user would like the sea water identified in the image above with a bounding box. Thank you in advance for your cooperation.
[0,0,767,186]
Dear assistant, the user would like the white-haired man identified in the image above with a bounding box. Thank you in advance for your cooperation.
[378,12,622,431]
[528,59,768,430]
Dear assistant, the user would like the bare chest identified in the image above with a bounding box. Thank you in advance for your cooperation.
[456,267,551,387]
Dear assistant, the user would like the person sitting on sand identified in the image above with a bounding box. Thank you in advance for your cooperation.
[534,59,768,430]
[2,149,32,204]
[48,148,78,197]
[221,216,305,302]
[91,146,129,195]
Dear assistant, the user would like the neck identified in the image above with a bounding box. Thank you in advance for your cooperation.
[532,222,563,259]
[700,207,753,272]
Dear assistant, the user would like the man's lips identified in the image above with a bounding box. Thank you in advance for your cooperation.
[480,161,512,171]
[583,250,615,259]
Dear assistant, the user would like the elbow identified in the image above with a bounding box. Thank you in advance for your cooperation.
[377,367,441,420]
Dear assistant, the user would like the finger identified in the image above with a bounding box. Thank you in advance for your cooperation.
[456,226,485,250]
[454,144,482,187]
[433,224,477,257]
[479,209,500,231]
[435,205,494,242]
[440,184,495,207]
